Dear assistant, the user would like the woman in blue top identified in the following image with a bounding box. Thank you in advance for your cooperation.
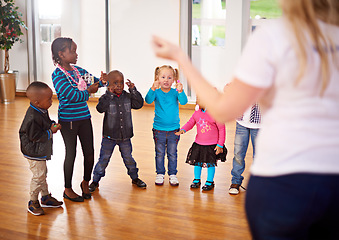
[51,37,106,202]
[145,65,188,186]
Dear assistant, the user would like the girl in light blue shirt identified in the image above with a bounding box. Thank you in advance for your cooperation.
[145,65,188,186]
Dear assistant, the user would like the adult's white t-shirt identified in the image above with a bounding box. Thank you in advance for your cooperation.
[234,18,339,177]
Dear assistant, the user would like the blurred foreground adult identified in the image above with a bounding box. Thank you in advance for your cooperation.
[152,1,339,239]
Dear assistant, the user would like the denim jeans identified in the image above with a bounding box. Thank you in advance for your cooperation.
[231,122,259,185]
[93,137,138,182]
[152,128,180,175]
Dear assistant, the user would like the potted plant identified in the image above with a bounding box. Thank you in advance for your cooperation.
[0,0,27,103]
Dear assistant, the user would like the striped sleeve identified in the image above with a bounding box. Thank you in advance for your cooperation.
[52,67,91,121]
[52,68,89,103]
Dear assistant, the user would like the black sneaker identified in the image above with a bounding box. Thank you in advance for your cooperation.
[132,178,147,189]
[89,182,99,192]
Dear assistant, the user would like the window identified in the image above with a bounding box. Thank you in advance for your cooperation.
[40,24,61,43]
[38,0,62,19]
[192,0,226,47]
[38,0,62,43]
[250,0,282,19]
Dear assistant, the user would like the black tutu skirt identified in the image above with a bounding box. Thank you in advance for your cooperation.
[185,142,227,168]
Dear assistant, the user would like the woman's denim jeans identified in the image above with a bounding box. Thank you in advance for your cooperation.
[152,129,180,175]
[231,122,258,185]
[93,137,138,182]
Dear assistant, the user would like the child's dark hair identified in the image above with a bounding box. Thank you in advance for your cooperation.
[154,65,179,82]
[107,70,124,86]
[51,37,73,65]
[26,81,50,101]
[26,81,50,91]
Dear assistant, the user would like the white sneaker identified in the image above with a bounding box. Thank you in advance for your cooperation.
[228,184,240,195]
[155,174,164,185]
[169,175,179,186]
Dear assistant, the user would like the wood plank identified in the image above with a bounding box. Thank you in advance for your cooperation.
[0,97,253,240]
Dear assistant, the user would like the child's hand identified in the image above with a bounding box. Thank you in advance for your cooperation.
[175,130,185,136]
[151,80,160,91]
[176,80,183,93]
[100,71,108,85]
[214,145,223,155]
[126,79,135,89]
[51,123,61,133]
[87,82,99,93]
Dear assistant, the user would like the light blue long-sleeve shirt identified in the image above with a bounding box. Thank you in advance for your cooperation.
[145,88,188,131]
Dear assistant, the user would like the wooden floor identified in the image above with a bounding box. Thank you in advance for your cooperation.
[0,97,253,240]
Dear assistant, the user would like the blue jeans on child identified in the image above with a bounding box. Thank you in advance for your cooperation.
[92,137,139,182]
[231,122,259,185]
[152,128,180,175]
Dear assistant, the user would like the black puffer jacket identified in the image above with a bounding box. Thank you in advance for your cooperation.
[19,104,54,160]
[96,87,143,140]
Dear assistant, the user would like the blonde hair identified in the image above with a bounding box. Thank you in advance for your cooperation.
[154,65,179,82]
[279,0,339,94]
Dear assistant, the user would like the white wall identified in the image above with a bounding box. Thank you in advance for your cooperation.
[59,0,106,95]
[7,0,250,97]
[109,0,180,97]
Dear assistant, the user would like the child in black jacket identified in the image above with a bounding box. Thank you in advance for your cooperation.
[19,82,63,216]
[89,70,147,192]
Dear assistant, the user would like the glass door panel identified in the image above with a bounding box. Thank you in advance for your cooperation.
[191,0,227,96]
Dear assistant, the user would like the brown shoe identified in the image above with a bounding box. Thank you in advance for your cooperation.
[28,200,45,216]
[41,194,63,208]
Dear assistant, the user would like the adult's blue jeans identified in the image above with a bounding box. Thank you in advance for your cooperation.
[231,122,259,185]
[152,128,180,175]
[93,137,138,182]
[246,174,339,240]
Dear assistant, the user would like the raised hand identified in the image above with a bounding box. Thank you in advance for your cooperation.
[151,80,160,91]
[100,71,108,85]
[176,80,183,93]
[175,130,185,136]
[126,79,135,89]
